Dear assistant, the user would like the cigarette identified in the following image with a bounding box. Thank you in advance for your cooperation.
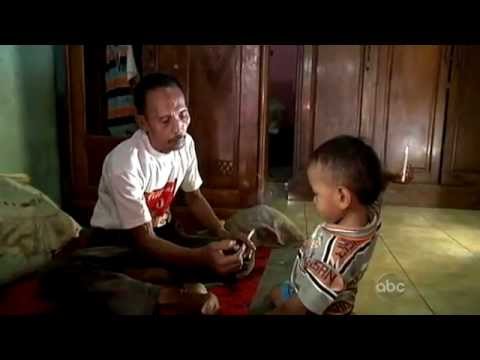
[246,229,255,261]
[401,145,409,183]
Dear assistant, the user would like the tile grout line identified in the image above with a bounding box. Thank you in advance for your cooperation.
[418,213,476,256]
[388,212,476,254]
[442,230,476,255]
[380,235,437,315]
[434,226,476,256]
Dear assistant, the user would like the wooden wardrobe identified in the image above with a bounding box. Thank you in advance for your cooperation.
[61,45,480,227]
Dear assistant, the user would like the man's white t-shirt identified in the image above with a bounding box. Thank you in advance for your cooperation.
[90,129,203,230]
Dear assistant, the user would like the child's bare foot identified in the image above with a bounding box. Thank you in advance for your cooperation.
[270,286,285,308]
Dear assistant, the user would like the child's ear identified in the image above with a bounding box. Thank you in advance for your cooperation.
[337,186,352,210]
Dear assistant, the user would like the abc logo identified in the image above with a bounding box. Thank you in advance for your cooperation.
[375,273,406,299]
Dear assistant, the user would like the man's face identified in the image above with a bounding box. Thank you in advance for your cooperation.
[139,86,190,153]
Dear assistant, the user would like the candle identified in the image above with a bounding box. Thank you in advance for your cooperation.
[401,145,409,183]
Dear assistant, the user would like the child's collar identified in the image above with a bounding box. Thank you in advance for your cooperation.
[321,210,381,241]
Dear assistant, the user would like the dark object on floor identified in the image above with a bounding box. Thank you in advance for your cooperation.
[40,247,163,315]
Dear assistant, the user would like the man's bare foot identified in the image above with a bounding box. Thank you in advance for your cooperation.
[200,293,220,315]
[183,283,219,314]
[184,283,208,294]
[156,286,220,315]
[177,292,220,315]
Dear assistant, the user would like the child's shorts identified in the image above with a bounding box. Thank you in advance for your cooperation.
[279,281,296,302]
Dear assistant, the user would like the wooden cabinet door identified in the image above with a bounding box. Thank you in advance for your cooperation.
[441,46,480,186]
[372,45,449,184]
[291,45,367,198]
[145,45,265,210]
[312,45,366,147]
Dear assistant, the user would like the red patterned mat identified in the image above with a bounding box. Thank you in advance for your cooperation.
[210,247,271,315]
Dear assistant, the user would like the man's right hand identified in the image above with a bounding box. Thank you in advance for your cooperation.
[197,240,245,275]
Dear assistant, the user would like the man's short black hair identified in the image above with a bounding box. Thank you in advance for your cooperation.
[134,73,185,115]
[309,135,386,206]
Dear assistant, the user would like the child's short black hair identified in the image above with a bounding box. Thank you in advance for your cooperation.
[309,135,386,206]
[134,73,185,115]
